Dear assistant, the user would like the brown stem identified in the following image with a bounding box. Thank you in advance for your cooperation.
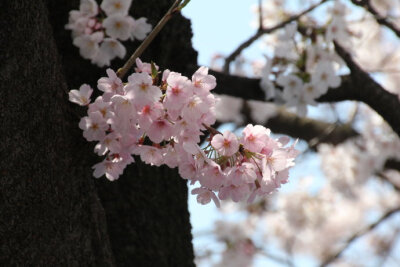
[319,206,400,267]
[350,0,400,38]
[223,0,329,73]
[333,41,400,137]
[117,0,183,79]
[202,123,222,136]
[378,171,400,193]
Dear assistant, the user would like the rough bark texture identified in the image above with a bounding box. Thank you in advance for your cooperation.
[0,1,114,265]
[1,0,196,266]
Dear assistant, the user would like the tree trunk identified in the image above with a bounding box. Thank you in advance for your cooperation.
[1,0,197,266]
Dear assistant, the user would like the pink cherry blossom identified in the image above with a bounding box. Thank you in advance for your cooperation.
[69,84,93,106]
[191,66,217,95]
[100,38,126,59]
[130,17,152,41]
[70,62,299,207]
[181,95,209,122]
[135,58,158,74]
[178,156,198,180]
[92,154,134,181]
[146,118,173,144]
[200,162,228,191]
[125,72,162,108]
[241,124,270,153]
[79,111,109,141]
[103,14,132,41]
[101,0,132,16]
[218,184,250,202]
[73,31,103,59]
[66,1,151,67]
[79,0,98,17]
[88,96,113,119]
[137,102,163,131]
[228,162,257,186]
[98,69,123,93]
[137,145,163,166]
[211,131,240,157]
[164,72,193,110]
[191,187,220,208]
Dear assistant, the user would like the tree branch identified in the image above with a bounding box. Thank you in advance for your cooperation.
[116,0,183,79]
[319,206,400,267]
[210,61,400,137]
[350,0,400,38]
[210,70,357,103]
[333,42,400,137]
[378,168,400,192]
[239,103,359,148]
[223,0,329,73]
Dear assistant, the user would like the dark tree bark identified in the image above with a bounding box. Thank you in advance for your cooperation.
[1,0,196,266]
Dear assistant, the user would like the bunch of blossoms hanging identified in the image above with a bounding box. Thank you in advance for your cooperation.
[69,58,299,207]
[259,1,352,116]
[65,0,152,67]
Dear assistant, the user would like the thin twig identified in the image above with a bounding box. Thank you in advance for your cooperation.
[258,248,295,266]
[223,0,330,73]
[378,172,400,193]
[350,0,400,38]
[377,228,400,267]
[116,0,184,79]
[258,0,263,31]
[307,122,339,148]
[319,206,400,267]
[202,123,222,135]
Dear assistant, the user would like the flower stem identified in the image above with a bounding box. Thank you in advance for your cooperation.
[117,0,184,79]
[202,123,222,136]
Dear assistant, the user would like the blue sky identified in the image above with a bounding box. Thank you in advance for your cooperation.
[181,1,400,266]
[182,2,320,266]
[182,0,260,66]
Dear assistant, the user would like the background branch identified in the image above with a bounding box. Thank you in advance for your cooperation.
[350,0,400,38]
[319,206,400,267]
[210,64,400,138]
[238,103,359,148]
[333,42,400,137]
[223,0,329,73]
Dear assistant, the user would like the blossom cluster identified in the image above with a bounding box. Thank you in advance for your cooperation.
[211,221,256,267]
[69,59,299,206]
[65,0,152,67]
[319,106,400,196]
[259,1,351,116]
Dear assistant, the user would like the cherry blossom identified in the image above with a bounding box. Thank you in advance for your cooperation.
[99,38,126,59]
[311,61,341,93]
[73,31,104,59]
[79,111,109,141]
[69,60,299,206]
[68,84,93,106]
[79,0,98,17]
[103,14,132,41]
[125,72,162,108]
[66,0,152,66]
[211,131,240,157]
[130,18,152,41]
[100,0,132,16]
[191,66,217,95]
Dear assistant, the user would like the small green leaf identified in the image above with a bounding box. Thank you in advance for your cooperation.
[151,61,158,79]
